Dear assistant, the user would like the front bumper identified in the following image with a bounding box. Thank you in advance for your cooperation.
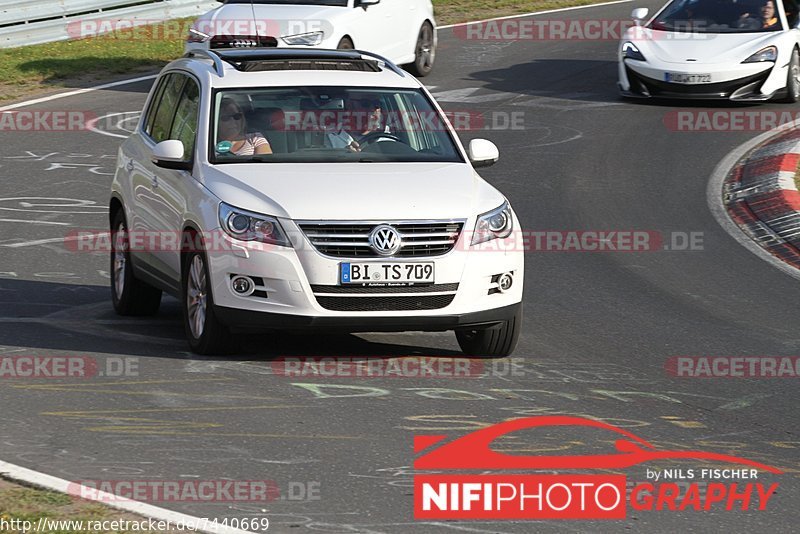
[620,60,778,101]
[205,218,525,331]
[215,302,521,333]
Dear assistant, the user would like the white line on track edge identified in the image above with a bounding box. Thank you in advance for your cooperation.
[0,460,255,534]
[436,0,634,29]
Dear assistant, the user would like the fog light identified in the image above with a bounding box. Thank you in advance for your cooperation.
[231,276,255,296]
[497,273,513,293]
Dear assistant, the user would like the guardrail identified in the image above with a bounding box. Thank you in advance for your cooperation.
[0,0,219,48]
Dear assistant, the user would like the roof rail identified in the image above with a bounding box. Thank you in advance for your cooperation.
[183,49,225,77]
[213,48,364,63]
[184,48,407,77]
[355,50,406,78]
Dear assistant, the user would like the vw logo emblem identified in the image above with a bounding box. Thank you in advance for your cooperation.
[369,225,402,256]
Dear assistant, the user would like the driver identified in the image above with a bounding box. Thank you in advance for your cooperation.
[321,97,361,152]
[739,0,780,28]
[761,0,779,27]
[355,98,389,138]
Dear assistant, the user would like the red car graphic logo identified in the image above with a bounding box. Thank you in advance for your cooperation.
[414,416,782,473]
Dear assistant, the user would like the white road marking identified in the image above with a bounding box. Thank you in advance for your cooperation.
[429,87,512,103]
[0,75,158,111]
[0,237,76,248]
[87,111,142,139]
[436,0,634,29]
[0,218,70,226]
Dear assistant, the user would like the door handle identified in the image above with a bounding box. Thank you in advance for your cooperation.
[126,160,134,172]
[152,176,159,189]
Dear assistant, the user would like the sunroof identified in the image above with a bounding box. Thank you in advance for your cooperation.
[236,59,382,72]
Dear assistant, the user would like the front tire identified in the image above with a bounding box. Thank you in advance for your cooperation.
[182,248,234,355]
[783,48,800,103]
[110,210,162,316]
[406,22,435,77]
[455,306,521,358]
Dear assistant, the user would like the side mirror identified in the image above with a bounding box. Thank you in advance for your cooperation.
[358,0,381,7]
[152,140,191,171]
[468,139,499,168]
[631,8,649,25]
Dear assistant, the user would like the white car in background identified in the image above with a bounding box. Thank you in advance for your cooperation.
[186,0,437,76]
[619,0,800,101]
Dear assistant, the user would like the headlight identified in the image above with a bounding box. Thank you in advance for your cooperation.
[187,27,210,44]
[219,203,292,247]
[472,202,514,245]
[622,41,646,61]
[743,46,777,63]
[281,31,324,46]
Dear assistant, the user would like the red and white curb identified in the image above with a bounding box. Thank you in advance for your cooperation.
[724,129,800,267]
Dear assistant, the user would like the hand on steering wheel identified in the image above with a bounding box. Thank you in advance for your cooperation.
[358,131,403,146]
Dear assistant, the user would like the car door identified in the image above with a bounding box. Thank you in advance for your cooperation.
[379,0,419,61]
[352,0,396,57]
[136,72,199,289]
[124,73,178,282]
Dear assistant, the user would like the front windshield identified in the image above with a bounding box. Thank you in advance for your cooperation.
[650,0,785,32]
[211,87,464,164]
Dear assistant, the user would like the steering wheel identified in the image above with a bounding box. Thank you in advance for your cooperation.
[359,132,404,146]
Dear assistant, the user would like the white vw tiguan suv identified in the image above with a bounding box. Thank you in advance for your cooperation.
[110,49,523,356]
[186,0,437,76]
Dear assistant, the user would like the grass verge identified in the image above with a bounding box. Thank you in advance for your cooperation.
[0,0,611,103]
[0,477,188,533]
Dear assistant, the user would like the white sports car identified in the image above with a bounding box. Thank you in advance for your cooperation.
[618,0,800,101]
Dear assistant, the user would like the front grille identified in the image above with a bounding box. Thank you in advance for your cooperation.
[626,66,770,98]
[311,283,459,294]
[299,221,465,258]
[210,36,278,49]
[316,294,455,312]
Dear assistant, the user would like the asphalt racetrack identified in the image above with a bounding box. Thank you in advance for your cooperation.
[1,1,799,532]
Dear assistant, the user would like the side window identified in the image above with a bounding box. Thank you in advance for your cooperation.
[169,80,200,161]
[142,75,169,137]
[149,74,187,143]
[785,0,799,27]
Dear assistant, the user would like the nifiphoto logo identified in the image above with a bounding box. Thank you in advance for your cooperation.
[414,417,782,519]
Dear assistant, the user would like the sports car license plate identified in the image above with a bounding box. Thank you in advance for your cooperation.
[665,72,712,84]
[340,262,435,285]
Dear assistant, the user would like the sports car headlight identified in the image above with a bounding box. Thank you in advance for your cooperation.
[187,27,210,43]
[219,203,292,247]
[622,41,646,61]
[472,202,514,245]
[281,31,324,46]
[743,46,777,63]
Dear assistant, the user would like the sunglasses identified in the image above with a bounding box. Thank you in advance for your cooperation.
[221,112,243,121]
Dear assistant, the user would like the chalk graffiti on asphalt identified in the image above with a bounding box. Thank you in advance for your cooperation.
[4,151,115,175]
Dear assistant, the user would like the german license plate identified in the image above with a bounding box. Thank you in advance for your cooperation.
[340,262,435,286]
[665,72,711,84]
